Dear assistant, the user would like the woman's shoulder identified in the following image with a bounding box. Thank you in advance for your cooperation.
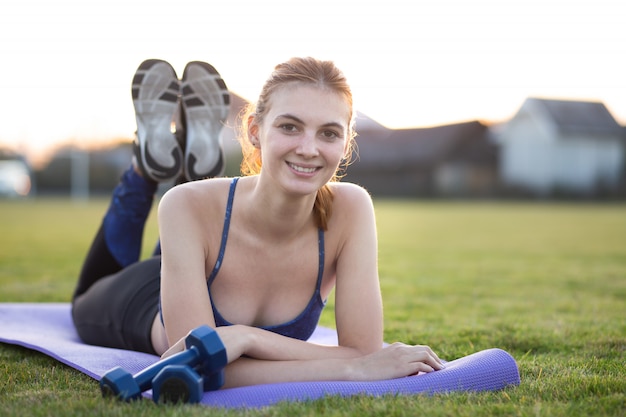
[165,176,234,196]
[159,177,236,213]
[328,181,375,221]
[326,182,376,251]
[329,181,373,205]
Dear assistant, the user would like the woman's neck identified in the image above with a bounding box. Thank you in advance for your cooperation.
[240,176,317,240]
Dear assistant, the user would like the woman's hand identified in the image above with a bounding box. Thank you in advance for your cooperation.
[160,336,185,359]
[349,343,445,381]
[161,324,252,363]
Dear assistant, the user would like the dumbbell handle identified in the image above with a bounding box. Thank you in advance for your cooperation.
[134,346,201,392]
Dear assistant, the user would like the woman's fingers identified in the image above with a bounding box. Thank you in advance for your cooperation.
[354,342,445,380]
[389,342,445,372]
[412,362,434,374]
[413,344,445,370]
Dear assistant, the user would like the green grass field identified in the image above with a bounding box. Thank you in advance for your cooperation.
[0,197,624,416]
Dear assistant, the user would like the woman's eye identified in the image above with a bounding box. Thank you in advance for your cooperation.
[321,130,339,140]
[280,124,298,133]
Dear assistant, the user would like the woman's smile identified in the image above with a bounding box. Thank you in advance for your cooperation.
[287,162,320,175]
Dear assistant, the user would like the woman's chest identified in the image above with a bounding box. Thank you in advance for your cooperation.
[205,227,329,327]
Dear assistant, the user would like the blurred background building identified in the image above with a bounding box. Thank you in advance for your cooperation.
[2,94,624,200]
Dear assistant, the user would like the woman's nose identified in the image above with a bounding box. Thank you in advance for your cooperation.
[296,132,319,157]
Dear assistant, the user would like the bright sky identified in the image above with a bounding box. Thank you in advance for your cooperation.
[1,0,624,165]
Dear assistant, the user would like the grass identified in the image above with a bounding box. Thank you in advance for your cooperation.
[0,197,624,416]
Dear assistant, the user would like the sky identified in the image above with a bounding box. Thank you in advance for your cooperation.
[0,0,625,166]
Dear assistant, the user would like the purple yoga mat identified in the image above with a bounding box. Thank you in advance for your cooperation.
[0,303,520,408]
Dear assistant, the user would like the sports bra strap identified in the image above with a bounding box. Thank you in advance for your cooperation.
[207,177,238,285]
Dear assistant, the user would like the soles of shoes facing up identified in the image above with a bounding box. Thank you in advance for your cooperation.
[181,61,230,181]
[132,59,230,183]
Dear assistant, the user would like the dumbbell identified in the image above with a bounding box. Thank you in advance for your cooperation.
[152,364,224,404]
[100,325,227,402]
[152,365,203,404]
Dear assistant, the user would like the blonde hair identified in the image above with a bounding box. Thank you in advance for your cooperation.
[237,57,356,230]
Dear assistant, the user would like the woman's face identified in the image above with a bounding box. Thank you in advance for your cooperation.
[253,83,351,196]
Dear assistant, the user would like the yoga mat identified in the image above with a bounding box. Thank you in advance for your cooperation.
[0,303,520,408]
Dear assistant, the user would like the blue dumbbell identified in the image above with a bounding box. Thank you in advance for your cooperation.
[152,365,203,404]
[100,325,227,402]
[203,369,225,391]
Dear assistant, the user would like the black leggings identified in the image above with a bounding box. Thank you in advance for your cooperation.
[72,225,161,355]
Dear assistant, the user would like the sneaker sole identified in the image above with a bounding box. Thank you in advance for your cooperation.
[181,61,230,181]
[132,59,183,182]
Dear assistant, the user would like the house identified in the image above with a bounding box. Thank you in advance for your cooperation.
[344,120,499,197]
[496,97,626,196]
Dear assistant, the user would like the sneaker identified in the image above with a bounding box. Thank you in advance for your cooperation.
[131,59,183,182]
[180,61,230,181]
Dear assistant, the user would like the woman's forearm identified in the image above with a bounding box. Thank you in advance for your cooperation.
[216,324,372,363]
[223,356,357,388]
[211,325,367,388]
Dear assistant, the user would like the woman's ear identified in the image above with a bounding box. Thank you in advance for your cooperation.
[247,115,261,149]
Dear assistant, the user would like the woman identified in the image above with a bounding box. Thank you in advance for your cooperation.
[72,57,443,388]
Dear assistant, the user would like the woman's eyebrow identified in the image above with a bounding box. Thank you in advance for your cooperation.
[275,114,346,129]
[275,114,304,124]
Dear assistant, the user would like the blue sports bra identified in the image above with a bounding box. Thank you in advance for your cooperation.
[206,177,326,341]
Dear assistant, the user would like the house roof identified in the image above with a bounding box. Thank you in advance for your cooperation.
[354,111,389,133]
[351,120,493,169]
[524,97,624,136]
